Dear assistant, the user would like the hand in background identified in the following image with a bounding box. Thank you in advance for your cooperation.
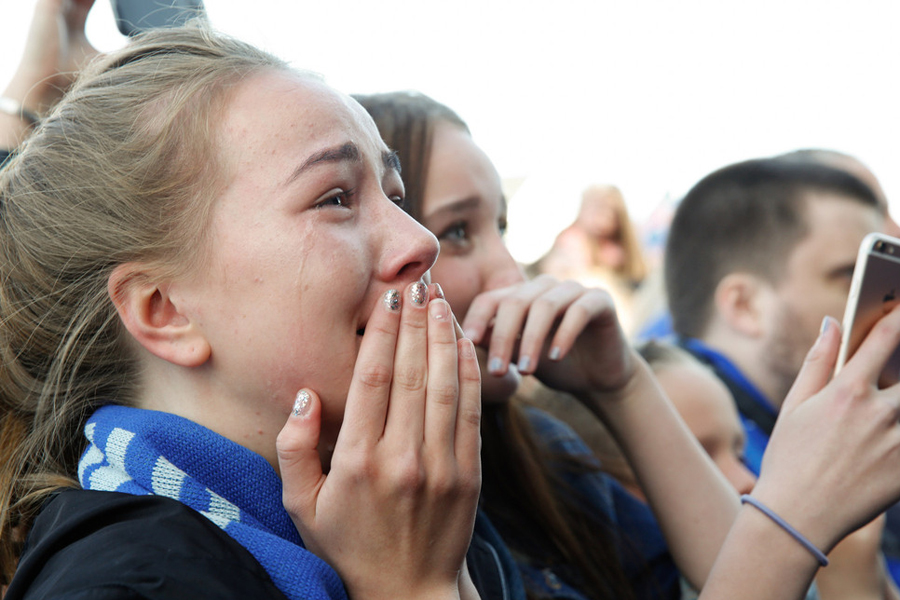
[2,0,99,148]
[462,275,635,401]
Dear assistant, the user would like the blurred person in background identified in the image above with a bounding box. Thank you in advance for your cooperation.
[531,184,648,336]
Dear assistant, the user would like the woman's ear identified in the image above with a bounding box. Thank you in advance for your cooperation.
[108,263,211,367]
[714,272,772,339]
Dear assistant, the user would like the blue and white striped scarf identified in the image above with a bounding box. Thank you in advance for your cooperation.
[78,404,348,600]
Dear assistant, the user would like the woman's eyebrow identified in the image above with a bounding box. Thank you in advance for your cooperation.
[284,142,360,186]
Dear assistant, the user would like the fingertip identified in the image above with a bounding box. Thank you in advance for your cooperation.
[278,389,322,452]
[809,315,841,360]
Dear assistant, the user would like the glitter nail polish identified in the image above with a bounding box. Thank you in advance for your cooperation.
[410,282,428,305]
[383,289,401,311]
[292,390,311,417]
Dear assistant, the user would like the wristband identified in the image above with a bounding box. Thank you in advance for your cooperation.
[741,494,829,567]
[0,97,41,126]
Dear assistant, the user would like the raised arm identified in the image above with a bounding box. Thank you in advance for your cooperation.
[702,311,900,599]
[1,0,98,149]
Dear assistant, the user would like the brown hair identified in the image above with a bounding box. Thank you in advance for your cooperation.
[666,157,880,339]
[356,90,640,600]
[353,91,467,223]
[0,24,288,583]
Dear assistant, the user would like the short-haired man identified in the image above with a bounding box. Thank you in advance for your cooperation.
[665,157,883,473]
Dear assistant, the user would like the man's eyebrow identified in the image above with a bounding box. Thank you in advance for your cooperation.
[383,150,401,174]
[284,142,360,186]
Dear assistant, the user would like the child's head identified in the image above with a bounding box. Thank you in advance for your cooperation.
[638,341,756,495]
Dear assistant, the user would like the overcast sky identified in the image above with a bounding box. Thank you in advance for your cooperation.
[3,1,899,261]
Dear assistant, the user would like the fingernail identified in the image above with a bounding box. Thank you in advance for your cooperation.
[383,289,400,312]
[488,357,503,374]
[292,390,311,418]
[460,338,476,359]
[463,328,478,341]
[549,347,562,361]
[430,299,450,320]
[433,283,445,299]
[517,355,531,372]
[820,316,833,336]
[410,282,428,305]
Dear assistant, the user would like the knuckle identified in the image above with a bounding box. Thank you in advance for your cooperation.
[429,382,458,408]
[833,378,871,405]
[357,362,393,390]
[458,401,482,429]
[392,451,426,491]
[393,363,427,393]
[427,464,459,497]
[531,296,556,314]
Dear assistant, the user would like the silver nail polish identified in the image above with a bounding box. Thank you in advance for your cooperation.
[489,357,503,373]
[517,355,531,372]
[410,282,428,305]
[292,390,311,417]
[549,347,562,361]
[383,289,400,312]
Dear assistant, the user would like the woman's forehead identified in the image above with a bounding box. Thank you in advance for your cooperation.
[220,70,388,160]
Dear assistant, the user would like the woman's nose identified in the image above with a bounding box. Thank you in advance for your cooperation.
[379,203,439,283]
[483,240,525,292]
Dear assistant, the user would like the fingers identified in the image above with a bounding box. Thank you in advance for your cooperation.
[519,287,617,374]
[515,280,583,373]
[383,282,431,441]
[782,316,842,412]
[276,389,325,525]
[460,275,614,377]
[339,288,402,446]
[423,296,461,450]
[462,276,556,375]
[841,305,900,386]
[454,338,482,468]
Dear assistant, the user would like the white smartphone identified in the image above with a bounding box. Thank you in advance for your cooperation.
[836,232,900,387]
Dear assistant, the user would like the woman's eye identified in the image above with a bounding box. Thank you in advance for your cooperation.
[440,221,469,243]
[317,189,355,209]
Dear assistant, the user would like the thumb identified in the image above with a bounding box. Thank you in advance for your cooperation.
[782,316,841,412]
[276,389,325,527]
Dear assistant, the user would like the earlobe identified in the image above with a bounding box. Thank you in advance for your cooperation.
[108,264,211,368]
[714,273,768,338]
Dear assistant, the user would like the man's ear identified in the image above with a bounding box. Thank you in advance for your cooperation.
[713,272,771,339]
[108,263,210,368]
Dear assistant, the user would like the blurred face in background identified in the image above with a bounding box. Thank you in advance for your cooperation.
[419,121,524,401]
[655,360,756,495]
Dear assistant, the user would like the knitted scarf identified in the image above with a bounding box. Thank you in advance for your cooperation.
[78,404,348,600]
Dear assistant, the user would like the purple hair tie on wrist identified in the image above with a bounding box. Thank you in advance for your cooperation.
[741,494,829,567]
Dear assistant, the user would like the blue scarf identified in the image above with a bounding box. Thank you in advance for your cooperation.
[78,404,348,600]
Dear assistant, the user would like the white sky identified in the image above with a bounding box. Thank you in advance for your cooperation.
[3,1,899,262]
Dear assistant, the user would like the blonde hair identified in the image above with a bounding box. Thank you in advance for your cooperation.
[0,24,288,582]
[579,184,647,284]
